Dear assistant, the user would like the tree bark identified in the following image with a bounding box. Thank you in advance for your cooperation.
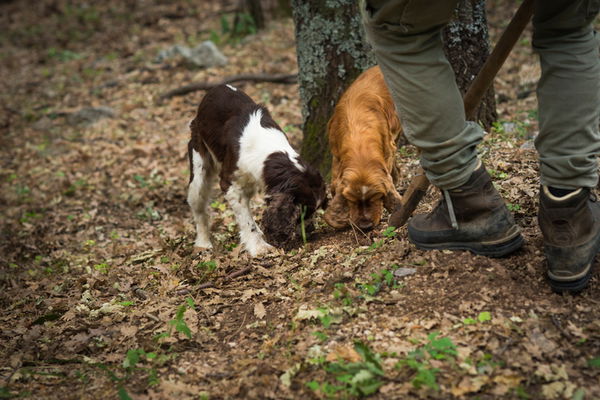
[443,0,497,129]
[244,0,265,30]
[291,0,376,177]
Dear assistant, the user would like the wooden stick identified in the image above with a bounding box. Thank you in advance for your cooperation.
[388,173,429,228]
[159,73,297,99]
[463,0,535,120]
[389,0,534,227]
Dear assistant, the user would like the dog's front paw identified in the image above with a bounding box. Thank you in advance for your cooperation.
[194,237,213,250]
[245,239,275,257]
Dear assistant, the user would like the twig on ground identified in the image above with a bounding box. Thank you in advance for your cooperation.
[197,265,253,291]
[223,312,249,344]
[159,73,298,100]
[145,312,161,323]
[551,314,573,340]
[348,220,369,246]
[197,281,215,290]
[226,266,252,280]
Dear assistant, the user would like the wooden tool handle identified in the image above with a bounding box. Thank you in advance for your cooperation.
[463,0,534,119]
[388,171,429,228]
[390,0,534,227]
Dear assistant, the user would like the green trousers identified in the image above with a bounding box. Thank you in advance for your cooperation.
[361,0,600,190]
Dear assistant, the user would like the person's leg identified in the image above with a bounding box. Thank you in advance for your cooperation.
[361,0,479,189]
[361,0,523,256]
[533,0,600,189]
[533,0,600,291]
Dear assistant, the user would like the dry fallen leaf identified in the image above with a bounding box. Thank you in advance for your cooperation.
[254,302,266,319]
[326,344,362,363]
[451,375,489,397]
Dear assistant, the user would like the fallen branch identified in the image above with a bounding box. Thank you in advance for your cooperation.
[197,265,253,290]
[159,73,298,99]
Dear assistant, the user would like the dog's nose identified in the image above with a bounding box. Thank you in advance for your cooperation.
[358,220,374,231]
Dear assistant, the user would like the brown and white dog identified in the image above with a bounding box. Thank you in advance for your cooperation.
[324,66,403,231]
[187,84,327,257]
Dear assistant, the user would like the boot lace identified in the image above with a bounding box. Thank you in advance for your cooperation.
[443,189,459,230]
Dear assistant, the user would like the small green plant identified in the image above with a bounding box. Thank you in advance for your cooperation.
[317,307,333,329]
[475,353,503,374]
[487,169,508,180]
[14,184,30,197]
[220,13,257,38]
[366,227,398,251]
[382,226,397,238]
[159,297,195,340]
[312,331,329,342]
[395,332,457,391]
[93,263,110,274]
[114,298,198,395]
[332,283,353,306]
[367,240,385,251]
[64,178,87,196]
[137,202,161,221]
[490,119,529,141]
[133,174,148,188]
[307,341,385,398]
[588,358,600,368]
[507,203,522,212]
[20,211,43,223]
[357,269,399,297]
[47,47,83,61]
[463,311,492,325]
[196,260,217,272]
[210,200,226,211]
[196,260,217,283]
[300,205,308,245]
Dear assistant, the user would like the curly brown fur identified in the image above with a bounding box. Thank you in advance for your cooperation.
[325,66,403,231]
[260,193,303,251]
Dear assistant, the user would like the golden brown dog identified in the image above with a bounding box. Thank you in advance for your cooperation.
[324,66,403,231]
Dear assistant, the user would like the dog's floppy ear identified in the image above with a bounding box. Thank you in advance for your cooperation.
[261,193,302,251]
[323,191,350,229]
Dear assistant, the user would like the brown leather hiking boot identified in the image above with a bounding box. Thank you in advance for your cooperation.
[538,186,600,292]
[408,164,523,257]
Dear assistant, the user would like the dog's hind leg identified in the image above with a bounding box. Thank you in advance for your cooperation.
[187,141,216,249]
[225,182,274,257]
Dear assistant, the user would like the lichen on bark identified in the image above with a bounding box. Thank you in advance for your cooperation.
[292,0,375,176]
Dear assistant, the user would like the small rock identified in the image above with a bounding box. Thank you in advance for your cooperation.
[520,140,535,150]
[502,122,517,133]
[66,106,116,126]
[155,41,228,68]
[32,116,53,131]
[394,267,417,278]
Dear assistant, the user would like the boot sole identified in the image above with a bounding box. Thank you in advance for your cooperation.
[409,226,524,258]
[546,245,599,294]
[548,267,592,293]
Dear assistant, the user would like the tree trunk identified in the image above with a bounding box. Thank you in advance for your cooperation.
[443,0,497,129]
[291,0,375,177]
[244,0,265,30]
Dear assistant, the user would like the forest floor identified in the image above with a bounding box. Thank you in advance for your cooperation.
[1,1,599,399]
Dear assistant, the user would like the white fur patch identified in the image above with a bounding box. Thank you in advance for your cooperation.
[225,184,273,256]
[187,149,213,248]
[226,84,237,91]
[237,109,304,186]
